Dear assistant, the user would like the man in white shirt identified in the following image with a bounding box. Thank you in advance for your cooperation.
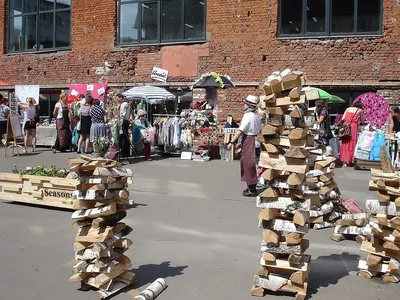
[227,95,262,197]
[117,93,134,157]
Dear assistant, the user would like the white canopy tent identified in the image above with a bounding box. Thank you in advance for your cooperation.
[123,86,175,102]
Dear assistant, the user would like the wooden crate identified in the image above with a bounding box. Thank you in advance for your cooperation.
[0,172,76,209]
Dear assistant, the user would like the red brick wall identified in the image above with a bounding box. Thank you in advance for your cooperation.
[0,1,399,100]
[199,0,400,83]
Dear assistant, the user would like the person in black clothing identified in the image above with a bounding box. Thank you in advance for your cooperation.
[390,106,400,134]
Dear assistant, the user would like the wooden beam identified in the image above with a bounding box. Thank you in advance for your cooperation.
[259,152,308,174]
[92,211,127,229]
[288,128,308,140]
[260,219,308,234]
[262,124,284,136]
[263,137,312,148]
[262,229,280,245]
[259,188,279,199]
[268,115,284,126]
[75,226,114,243]
[380,146,395,173]
[257,197,311,212]
[287,173,305,186]
[259,208,281,221]
[285,147,309,159]
[293,211,310,227]
[261,169,279,181]
[289,86,302,99]
[267,106,289,116]
[71,203,117,220]
[274,95,306,107]
[263,143,280,154]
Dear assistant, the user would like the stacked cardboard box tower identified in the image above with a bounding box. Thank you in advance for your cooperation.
[358,150,400,282]
[68,155,136,298]
[305,147,346,230]
[253,70,349,299]
[252,70,312,300]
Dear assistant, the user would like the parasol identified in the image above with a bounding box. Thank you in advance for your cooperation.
[353,92,389,129]
[302,87,345,104]
[123,86,175,102]
[192,72,234,89]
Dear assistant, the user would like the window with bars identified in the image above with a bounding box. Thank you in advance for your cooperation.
[8,0,71,53]
[118,0,206,45]
[279,0,382,38]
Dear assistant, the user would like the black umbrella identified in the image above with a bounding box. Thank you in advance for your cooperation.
[193,74,234,89]
[180,91,193,102]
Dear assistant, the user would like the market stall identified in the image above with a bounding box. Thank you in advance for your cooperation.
[352,92,391,170]
[122,86,176,157]
[178,72,235,161]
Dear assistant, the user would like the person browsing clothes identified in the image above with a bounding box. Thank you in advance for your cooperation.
[390,106,400,135]
[227,95,262,197]
[134,109,152,161]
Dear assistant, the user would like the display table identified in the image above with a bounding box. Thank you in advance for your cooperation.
[36,126,57,146]
[354,134,397,170]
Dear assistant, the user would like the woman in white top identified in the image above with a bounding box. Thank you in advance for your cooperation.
[52,92,71,153]
[18,97,37,153]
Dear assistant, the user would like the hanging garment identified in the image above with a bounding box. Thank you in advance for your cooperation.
[369,132,390,161]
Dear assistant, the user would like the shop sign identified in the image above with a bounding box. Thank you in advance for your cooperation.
[224,128,238,134]
[151,67,169,82]
[44,189,73,199]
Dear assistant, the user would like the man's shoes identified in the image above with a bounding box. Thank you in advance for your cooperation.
[243,190,257,197]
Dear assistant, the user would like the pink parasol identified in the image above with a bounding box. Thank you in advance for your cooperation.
[353,92,390,129]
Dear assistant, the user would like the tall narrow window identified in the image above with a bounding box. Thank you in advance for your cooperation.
[357,0,381,33]
[119,0,206,45]
[8,0,71,53]
[162,0,183,41]
[280,0,302,35]
[331,0,354,34]
[306,0,326,34]
[184,0,205,39]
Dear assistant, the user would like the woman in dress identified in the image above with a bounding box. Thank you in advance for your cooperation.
[339,101,364,167]
[18,97,38,153]
[52,92,71,153]
[77,95,93,154]
[90,99,105,143]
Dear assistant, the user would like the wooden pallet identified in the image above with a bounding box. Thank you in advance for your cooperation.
[0,172,76,209]
[251,281,307,300]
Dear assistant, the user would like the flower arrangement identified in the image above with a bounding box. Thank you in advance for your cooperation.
[93,136,111,152]
[353,92,389,129]
[210,72,224,89]
[12,164,69,178]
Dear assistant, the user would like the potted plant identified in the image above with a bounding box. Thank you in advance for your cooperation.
[93,136,111,157]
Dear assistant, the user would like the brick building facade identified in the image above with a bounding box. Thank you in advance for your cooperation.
[0,0,399,121]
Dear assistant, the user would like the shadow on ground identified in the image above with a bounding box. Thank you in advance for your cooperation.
[132,261,188,288]
[308,252,360,299]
